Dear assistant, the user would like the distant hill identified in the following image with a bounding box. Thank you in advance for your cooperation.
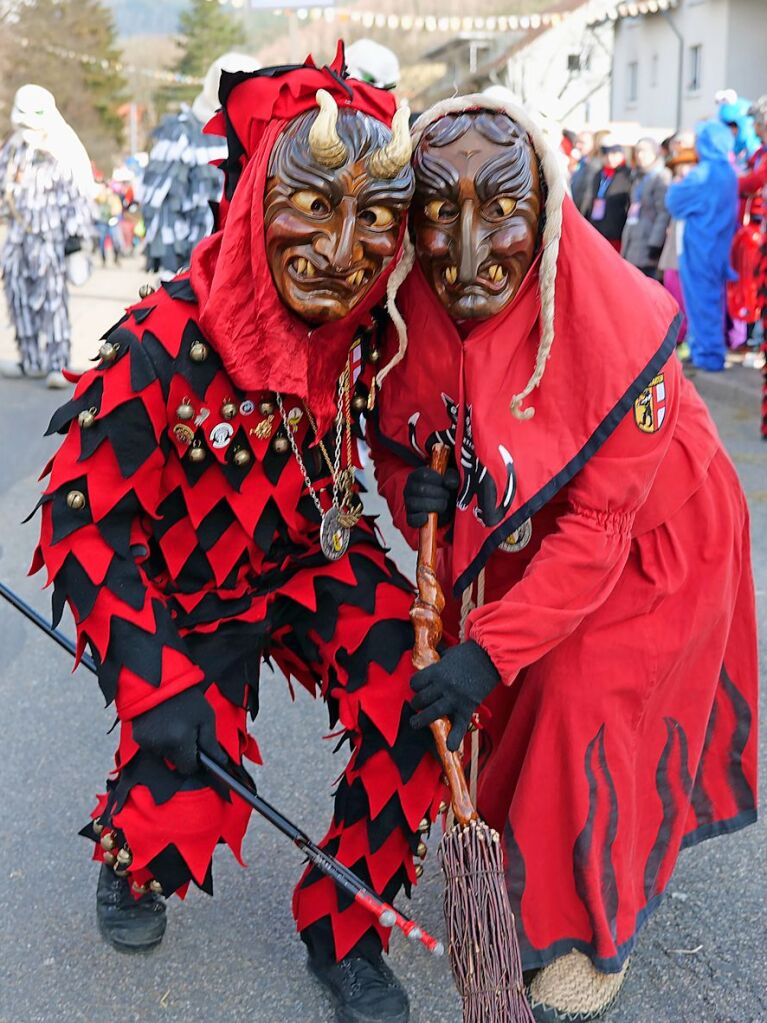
[106,0,187,37]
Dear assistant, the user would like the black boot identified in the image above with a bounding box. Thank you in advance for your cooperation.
[96,864,167,953]
[308,952,410,1023]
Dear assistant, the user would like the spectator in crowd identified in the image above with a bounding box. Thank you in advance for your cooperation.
[737,96,767,437]
[719,94,760,170]
[659,132,698,351]
[94,180,123,267]
[569,129,601,214]
[622,137,671,279]
[666,120,738,372]
[585,134,631,250]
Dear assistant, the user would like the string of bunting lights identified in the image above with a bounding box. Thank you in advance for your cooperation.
[10,34,205,86]
[7,5,580,84]
[206,0,572,33]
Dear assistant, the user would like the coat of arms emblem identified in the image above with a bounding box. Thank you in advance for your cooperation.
[634,373,667,434]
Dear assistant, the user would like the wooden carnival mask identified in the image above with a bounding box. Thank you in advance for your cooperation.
[265,91,414,324]
[412,110,542,321]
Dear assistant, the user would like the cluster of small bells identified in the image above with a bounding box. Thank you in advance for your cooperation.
[64,281,382,487]
[174,387,259,465]
[93,817,163,897]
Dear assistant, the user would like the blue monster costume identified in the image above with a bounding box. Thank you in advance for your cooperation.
[666,120,738,372]
[719,97,760,169]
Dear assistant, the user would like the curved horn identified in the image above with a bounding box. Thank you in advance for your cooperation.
[367,104,412,179]
[308,89,348,169]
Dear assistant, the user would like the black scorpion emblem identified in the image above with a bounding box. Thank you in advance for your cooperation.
[409,394,515,528]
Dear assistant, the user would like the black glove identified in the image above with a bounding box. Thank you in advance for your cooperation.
[132,686,225,775]
[410,640,500,752]
[404,466,460,528]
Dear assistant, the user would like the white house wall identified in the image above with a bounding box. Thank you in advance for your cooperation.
[502,4,615,129]
[725,0,766,104]
[611,0,735,132]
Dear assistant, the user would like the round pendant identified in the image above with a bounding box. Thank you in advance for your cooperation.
[320,507,350,561]
[500,518,532,553]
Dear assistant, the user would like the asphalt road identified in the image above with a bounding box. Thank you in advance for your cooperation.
[0,263,764,1023]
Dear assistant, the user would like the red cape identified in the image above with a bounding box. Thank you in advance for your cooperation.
[374,199,682,594]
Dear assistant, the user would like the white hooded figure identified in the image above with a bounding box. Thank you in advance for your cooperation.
[139,52,260,277]
[0,84,94,387]
[344,39,400,91]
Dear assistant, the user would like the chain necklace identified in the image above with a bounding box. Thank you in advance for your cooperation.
[275,363,361,561]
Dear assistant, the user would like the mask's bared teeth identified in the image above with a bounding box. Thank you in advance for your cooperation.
[305,261,315,278]
[347,269,364,288]
[295,257,308,276]
[444,266,457,285]
[489,264,504,283]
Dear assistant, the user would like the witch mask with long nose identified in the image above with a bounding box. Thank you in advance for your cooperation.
[411,110,542,322]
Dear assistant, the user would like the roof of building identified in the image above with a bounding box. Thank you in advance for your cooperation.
[588,0,679,26]
[413,0,611,106]
[422,32,500,63]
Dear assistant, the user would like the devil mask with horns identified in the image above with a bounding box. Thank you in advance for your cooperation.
[265,89,413,324]
[190,43,414,430]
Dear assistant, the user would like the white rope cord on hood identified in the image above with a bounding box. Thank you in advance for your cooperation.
[381,92,567,420]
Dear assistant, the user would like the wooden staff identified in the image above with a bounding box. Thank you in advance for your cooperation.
[411,442,477,826]
[411,442,534,1023]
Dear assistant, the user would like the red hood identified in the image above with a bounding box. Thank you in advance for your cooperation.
[374,198,682,594]
[191,44,403,433]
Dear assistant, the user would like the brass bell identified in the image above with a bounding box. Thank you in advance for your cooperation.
[418,817,430,833]
[103,851,116,867]
[189,340,209,363]
[92,819,104,836]
[467,718,478,733]
[414,863,424,879]
[272,433,290,454]
[131,881,148,895]
[116,847,133,867]
[259,399,276,416]
[233,447,251,467]
[438,800,449,814]
[368,347,381,364]
[99,341,118,362]
[78,407,96,429]
[138,283,156,299]
[148,879,163,895]
[351,394,367,413]
[66,490,86,511]
[416,841,428,859]
[221,398,238,420]
[100,832,116,851]
[176,398,195,421]
[188,443,206,463]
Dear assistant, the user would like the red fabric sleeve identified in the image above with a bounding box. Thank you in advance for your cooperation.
[34,320,204,720]
[739,156,767,197]
[467,357,680,684]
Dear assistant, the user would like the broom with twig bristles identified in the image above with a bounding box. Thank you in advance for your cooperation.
[412,443,535,1023]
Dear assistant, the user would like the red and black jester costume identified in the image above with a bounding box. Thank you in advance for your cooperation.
[31,54,443,963]
[369,96,758,976]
